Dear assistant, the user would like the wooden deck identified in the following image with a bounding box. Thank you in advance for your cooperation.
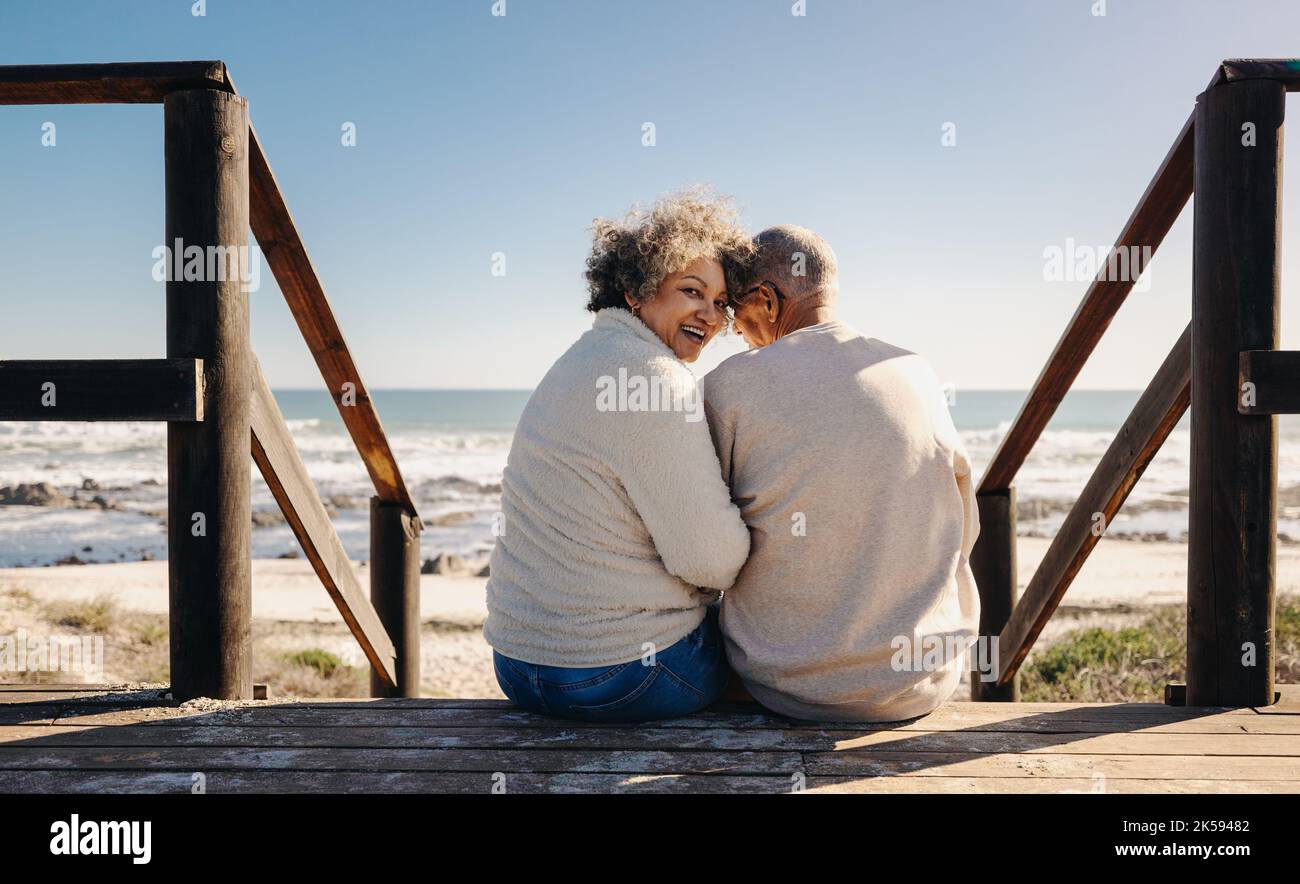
[1,684,1298,794]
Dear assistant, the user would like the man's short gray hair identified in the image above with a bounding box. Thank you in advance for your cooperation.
[744,224,838,303]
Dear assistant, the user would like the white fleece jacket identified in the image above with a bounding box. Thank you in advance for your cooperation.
[483,307,751,667]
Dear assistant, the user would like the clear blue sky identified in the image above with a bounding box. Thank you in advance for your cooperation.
[2,0,1299,390]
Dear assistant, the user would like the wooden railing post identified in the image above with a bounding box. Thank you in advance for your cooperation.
[1188,77,1284,707]
[164,89,252,701]
[369,498,422,697]
[970,488,1019,701]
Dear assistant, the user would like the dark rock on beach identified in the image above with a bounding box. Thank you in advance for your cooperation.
[252,509,287,528]
[0,482,71,507]
[0,482,124,511]
[420,553,491,577]
[422,552,468,575]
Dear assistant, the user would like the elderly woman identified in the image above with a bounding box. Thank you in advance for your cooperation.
[484,189,753,722]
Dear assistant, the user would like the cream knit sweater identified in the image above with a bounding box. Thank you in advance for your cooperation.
[483,307,752,667]
[702,319,981,722]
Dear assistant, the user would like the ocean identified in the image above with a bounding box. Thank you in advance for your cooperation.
[3,389,1300,568]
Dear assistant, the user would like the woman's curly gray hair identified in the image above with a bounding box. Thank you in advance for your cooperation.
[584,187,754,316]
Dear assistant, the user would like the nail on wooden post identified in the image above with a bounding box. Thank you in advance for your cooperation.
[970,487,1019,701]
[165,89,252,701]
[1188,77,1283,708]
[370,497,422,697]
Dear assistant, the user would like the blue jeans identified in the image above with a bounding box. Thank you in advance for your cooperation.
[492,605,729,722]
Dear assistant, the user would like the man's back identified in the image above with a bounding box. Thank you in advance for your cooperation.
[701,319,980,721]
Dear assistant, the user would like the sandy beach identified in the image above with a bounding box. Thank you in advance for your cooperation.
[4,536,1298,699]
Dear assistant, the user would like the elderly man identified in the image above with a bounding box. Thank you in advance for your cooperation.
[701,225,981,722]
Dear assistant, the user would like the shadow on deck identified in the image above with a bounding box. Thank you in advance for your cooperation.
[0,684,1297,794]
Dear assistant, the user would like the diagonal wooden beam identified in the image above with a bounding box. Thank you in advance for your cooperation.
[0,359,203,420]
[996,323,1192,686]
[245,123,417,516]
[978,112,1194,493]
[249,356,397,688]
[0,61,230,104]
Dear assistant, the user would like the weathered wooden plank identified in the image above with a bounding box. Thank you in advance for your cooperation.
[1188,78,1283,707]
[810,729,1300,757]
[0,684,143,692]
[0,692,173,706]
[6,716,1300,753]
[250,357,397,687]
[0,747,804,774]
[245,122,415,514]
[998,324,1192,685]
[164,88,252,702]
[0,61,230,105]
[0,746,1292,782]
[0,359,203,421]
[39,704,1288,734]
[2,728,1289,754]
[287,696,1229,714]
[0,770,1292,794]
[978,111,1194,492]
[0,769,799,794]
[0,711,58,726]
[803,751,1300,780]
[1239,350,1300,415]
[809,777,1298,794]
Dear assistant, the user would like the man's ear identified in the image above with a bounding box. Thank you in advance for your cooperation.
[762,284,780,324]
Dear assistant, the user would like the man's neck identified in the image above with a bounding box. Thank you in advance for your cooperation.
[775,301,837,341]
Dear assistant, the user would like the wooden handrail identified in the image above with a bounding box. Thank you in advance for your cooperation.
[0,61,419,518]
[245,123,417,514]
[977,111,1194,493]
[0,61,230,104]
[995,324,1192,685]
[1208,58,1300,91]
[0,60,418,697]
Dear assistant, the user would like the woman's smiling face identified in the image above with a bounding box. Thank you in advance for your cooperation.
[626,257,729,362]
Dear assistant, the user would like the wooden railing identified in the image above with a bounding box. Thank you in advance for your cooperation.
[0,61,422,701]
[972,59,1299,707]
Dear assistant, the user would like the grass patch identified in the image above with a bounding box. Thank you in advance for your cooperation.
[44,594,117,632]
[281,648,346,679]
[1021,594,1300,702]
[268,646,365,697]
[2,586,34,605]
[130,620,167,647]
